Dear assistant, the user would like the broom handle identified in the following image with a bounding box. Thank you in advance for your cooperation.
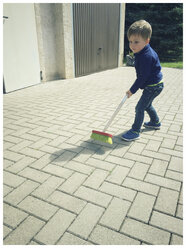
[103,94,128,132]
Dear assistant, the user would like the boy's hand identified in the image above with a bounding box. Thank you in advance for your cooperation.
[126,90,133,98]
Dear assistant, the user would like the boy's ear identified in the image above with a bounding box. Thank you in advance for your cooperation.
[146,38,150,44]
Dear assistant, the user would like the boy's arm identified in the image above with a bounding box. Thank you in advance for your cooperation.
[129,55,152,94]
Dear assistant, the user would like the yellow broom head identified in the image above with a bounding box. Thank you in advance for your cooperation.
[91,130,113,144]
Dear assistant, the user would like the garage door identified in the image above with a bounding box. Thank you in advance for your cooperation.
[73,3,120,77]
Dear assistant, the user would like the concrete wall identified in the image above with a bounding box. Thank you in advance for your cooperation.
[62,4,75,78]
[34,3,74,82]
[118,3,125,67]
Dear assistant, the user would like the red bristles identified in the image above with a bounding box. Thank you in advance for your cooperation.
[92,130,113,138]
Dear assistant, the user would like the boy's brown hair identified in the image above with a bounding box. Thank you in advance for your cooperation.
[127,20,152,40]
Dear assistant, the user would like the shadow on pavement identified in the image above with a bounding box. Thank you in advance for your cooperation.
[49,128,156,163]
[49,132,132,163]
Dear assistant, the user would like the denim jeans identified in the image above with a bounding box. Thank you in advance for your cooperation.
[132,83,164,133]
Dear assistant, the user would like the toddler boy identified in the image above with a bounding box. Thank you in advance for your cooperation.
[122,20,164,141]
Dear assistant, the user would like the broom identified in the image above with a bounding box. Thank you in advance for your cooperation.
[91,94,128,144]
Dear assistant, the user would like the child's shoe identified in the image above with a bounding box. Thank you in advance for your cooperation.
[143,121,161,130]
[121,129,140,141]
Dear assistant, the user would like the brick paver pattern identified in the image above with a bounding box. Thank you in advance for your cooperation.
[3,67,183,245]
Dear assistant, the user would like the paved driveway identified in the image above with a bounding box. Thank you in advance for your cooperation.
[3,67,183,245]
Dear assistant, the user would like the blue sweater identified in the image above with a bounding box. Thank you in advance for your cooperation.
[130,44,163,94]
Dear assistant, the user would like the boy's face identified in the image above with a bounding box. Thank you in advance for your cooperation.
[129,35,150,54]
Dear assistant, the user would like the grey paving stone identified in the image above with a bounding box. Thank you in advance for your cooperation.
[47,135,69,146]
[6,156,36,173]
[145,140,161,152]
[20,133,42,142]
[32,176,64,199]
[43,163,73,178]
[150,211,183,236]
[18,147,45,159]
[29,153,57,170]
[3,150,25,162]
[99,197,131,230]
[161,138,176,149]
[35,209,76,244]
[64,160,94,175]
[174,145,182,152]
[18,167,50,183]
[3,203,28,228]
[128,162,149,180]
[142,150,170,161]
[91,146,113,160]
[3,225,12,239]
[57,232,93,245]
[4,135,23,144]
[110,144,130,157]
[154,187,179,215]
[99,181,136,201]
[176,204,183,219]
[75,185,112,207]
[145,173,181,191]
[29,137,51,149]
[73,148,96,163]
[142,133,163,142]
[9,140,33,152]
[170,234,183,245]
[4,141,15,150]
[128,192,156,223]
[123,177,159,196]
[3,159,14,169]
[28,240,41,245]
[179,185,183,204]
[47,190,86,214]
[66,134,84,145]
[3,184,13,197]
[40,145,63,154]
[3,216,45,245]
[106,165,129,184]
[121,218,170,245]
[83,169,108,189]
[149,159,168,176]
[159,147,182,158]
[4,180,39,205]
[18,196,58,221]
[52,150,77,166]
[58,172,87,194]
[105,155,135,168]
[168,156,183,172]
[176,136,183,146]
[86,157,116,171]
[68,203,104,239]
[124,152,153,164]
[128,142,146,154]
[3,171,26,188]
[89,225,140,245]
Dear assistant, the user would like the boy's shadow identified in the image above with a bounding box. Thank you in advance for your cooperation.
[50,128,155,163]
[50,132,131,163]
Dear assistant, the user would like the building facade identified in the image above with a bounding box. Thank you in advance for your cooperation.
[3,3,125,93]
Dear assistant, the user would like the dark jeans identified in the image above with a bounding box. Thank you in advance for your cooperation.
[132,83,164,133]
